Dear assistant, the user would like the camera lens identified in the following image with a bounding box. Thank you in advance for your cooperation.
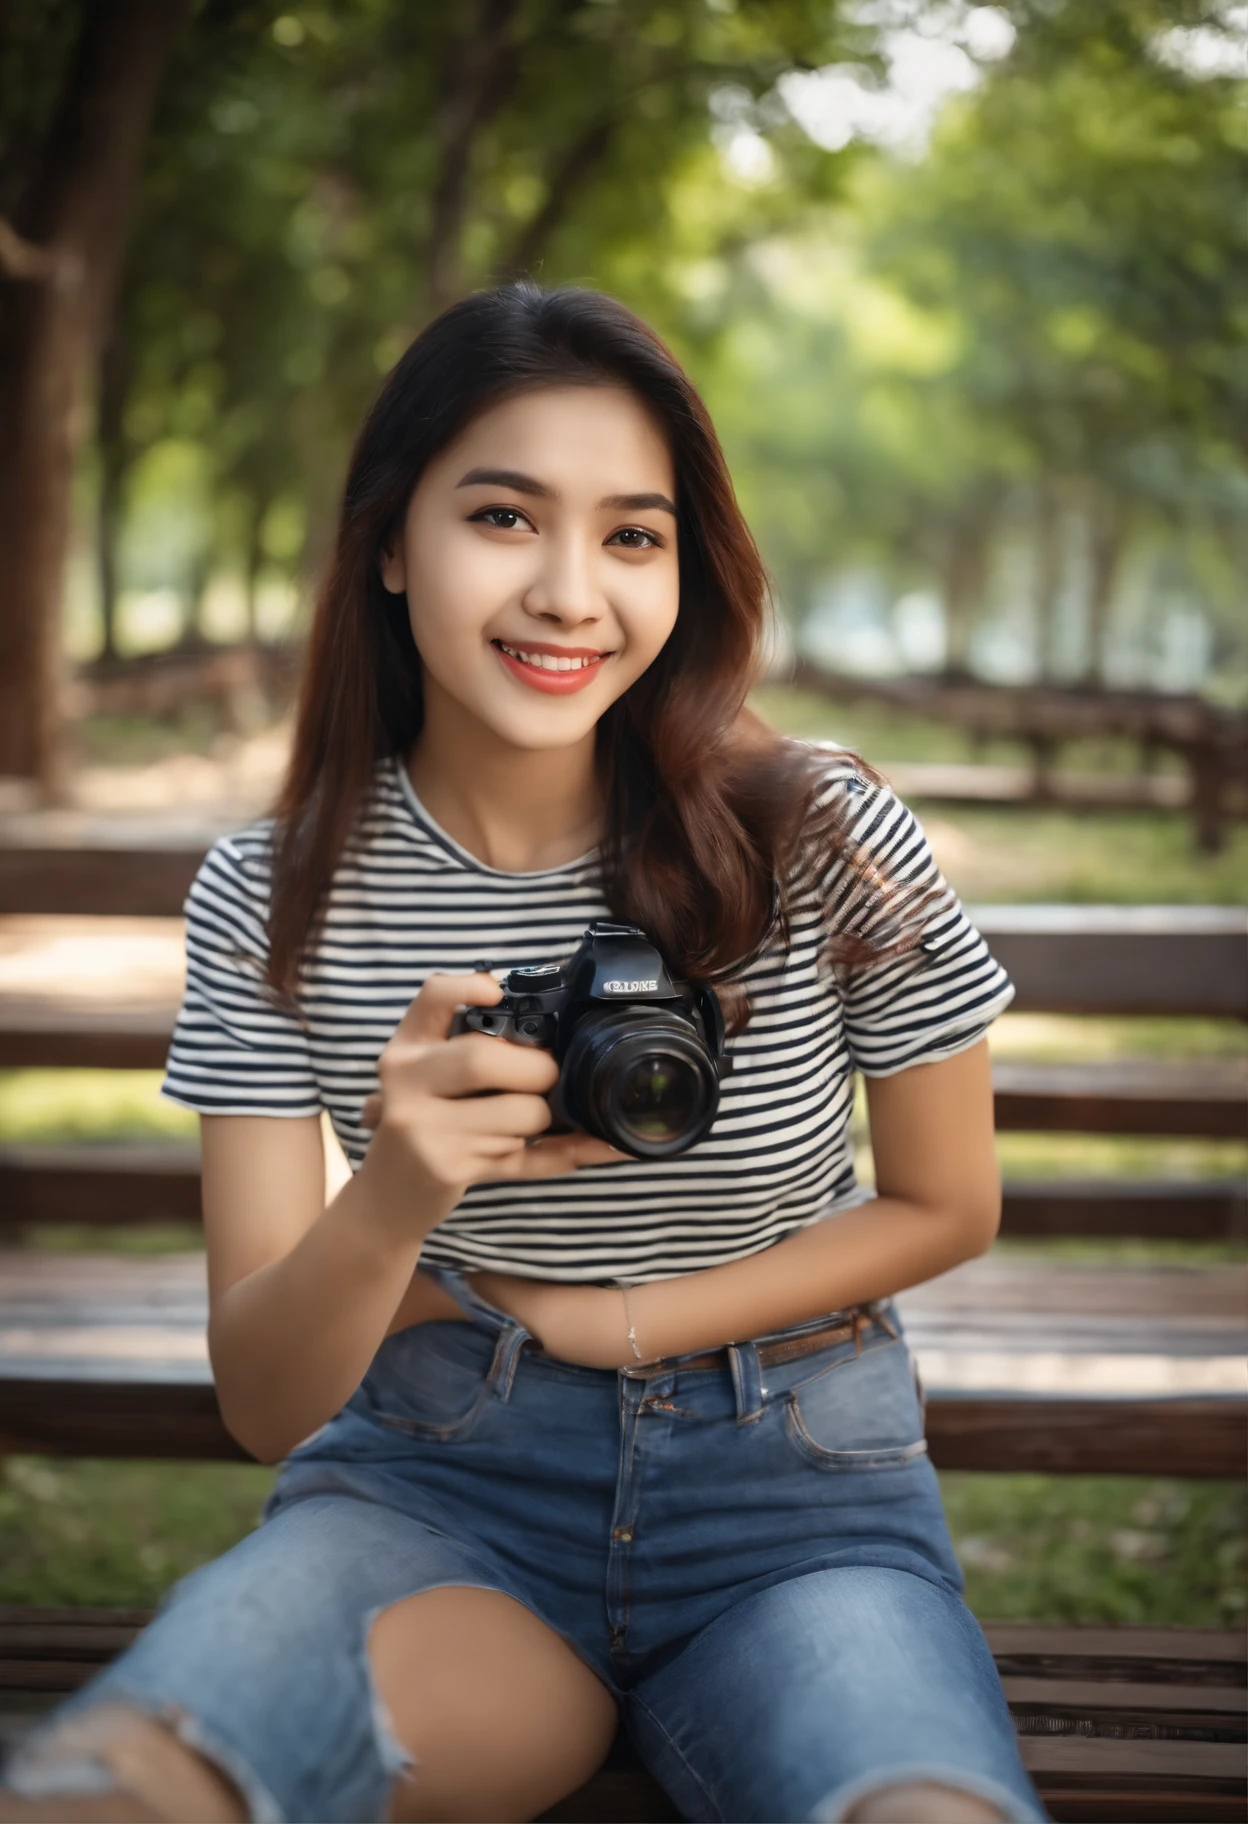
[615,1052,697,1144]
[561,1009,719,1158]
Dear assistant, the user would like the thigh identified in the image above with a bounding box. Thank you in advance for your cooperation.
[371,1587,618,1824]
[11,1494,531,1824]
[627,1567,1045,1824]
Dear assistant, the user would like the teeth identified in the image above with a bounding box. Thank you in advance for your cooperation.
[498,642,601,671]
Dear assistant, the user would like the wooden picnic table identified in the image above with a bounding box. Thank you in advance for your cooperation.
[793,661,1248,852]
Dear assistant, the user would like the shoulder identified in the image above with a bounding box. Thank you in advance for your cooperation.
[788,749,956,953]
[790,746,923,881]
[182,820,281,969]
[186,819,278,916]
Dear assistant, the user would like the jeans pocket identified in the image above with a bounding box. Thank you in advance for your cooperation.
[783,1337,928,1471]
[355,1319,496,1442]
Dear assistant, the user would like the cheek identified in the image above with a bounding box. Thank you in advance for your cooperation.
[618,567,680,665]
[404,534,509,652]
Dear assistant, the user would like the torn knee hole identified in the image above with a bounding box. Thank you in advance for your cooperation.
[13,1702,250,1824]
[842,1781,1009,1823]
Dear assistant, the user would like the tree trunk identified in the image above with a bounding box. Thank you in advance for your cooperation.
[502,112,617,281]
[0,0,188,792]
[243,493,270,644]
[1033,482,1063,685]
[941,510,991,678]
[425,0,522,316]
[1082,493,1127,689]
[96,323,131,663]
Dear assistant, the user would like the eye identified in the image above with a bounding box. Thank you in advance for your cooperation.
[470,506,534,532]
[607,526,663,550]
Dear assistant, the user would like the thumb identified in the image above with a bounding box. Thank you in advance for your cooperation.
[394,969,503,1046]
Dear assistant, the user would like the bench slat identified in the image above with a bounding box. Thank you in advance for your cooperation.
[983,1622,1247,1669]
[0,850,202,920]
[4,1145,1243,1242]
[1,988,1242,1138]
[997,1179,1247,1242]
[973,906,1248,1020]
[0,1607,1241,1823]
[0,1144,204,1226]
[3,859,1245,1015]
[0,1253,1242,1475]
[1,1379,1241,1477]
[991,1059,1247,1138]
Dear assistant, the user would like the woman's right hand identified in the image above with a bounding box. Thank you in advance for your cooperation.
[357,971,623,1243]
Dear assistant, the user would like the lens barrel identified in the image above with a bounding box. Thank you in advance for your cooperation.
[560,1007,720,1159]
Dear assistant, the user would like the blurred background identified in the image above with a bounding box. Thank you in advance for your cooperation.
[0,0,1244,1645]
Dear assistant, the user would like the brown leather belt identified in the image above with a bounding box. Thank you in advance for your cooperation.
[614,1302,897,1378]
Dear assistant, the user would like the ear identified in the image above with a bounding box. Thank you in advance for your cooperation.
[378,536,406,595]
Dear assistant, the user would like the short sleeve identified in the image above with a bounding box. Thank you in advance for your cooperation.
[816,768,1016,1077]
[161,829,322,1117]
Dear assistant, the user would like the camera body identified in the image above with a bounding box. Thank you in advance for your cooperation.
[450,921,731,1159]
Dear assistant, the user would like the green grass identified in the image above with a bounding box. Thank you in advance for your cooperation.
[989,1013,1246,1062]
[941,1474,1247,1626]
[0,1459,275,1607]
[910,804,1248,906]
[73,706,230,767]
[0,1454,1241,1626]
[750,685,1190,778]
[0,1070,196,1144]
[751,684,1248,905]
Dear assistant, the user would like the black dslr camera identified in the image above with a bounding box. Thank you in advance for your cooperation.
[450,921,731,1159]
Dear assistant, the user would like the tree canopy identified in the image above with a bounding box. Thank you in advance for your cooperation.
[0,0,1243,785]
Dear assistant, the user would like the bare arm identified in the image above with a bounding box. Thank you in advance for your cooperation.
[475,1037,1002,1368]
[203,972,620,1463]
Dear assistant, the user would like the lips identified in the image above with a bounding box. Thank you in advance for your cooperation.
[491,638,612,695]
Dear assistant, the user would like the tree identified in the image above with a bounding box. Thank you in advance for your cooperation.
[0,0,191,790]
[92,0,867,664]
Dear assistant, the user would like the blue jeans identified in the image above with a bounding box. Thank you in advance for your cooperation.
[4,1268,1045,1823]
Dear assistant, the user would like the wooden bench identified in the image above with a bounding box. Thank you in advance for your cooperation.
[0,902,1243,1482]
[0,878,1244,1817]
[792,662,1248,853]
[0,1247,1242,1475]
[1,1607,1243,1823]
[4,1141,1244,1240]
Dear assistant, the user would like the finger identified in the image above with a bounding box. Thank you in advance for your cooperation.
[360,1093,382,1129]
[570,1137,631,1167]
[393,971,503,1046]
[505,1134,631,1180]
[449,1091,553,1139]
[436,1033,560,1098]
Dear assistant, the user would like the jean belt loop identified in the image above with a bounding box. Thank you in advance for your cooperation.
[872,1300,900,1342]
[486,1321,533,1402]
[426,1265,510,1334]
[728,1340,764,1426]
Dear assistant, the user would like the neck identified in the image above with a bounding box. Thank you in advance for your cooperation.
[406,682,603,873]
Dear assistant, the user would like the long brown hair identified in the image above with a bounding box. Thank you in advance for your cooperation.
[269,282,933,1028]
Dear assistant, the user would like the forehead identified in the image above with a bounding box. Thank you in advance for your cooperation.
[431,384,675,493]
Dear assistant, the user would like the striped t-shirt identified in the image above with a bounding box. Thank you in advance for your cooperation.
[161,750,1015,1285]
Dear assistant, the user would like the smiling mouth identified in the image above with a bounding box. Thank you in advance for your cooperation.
[492,640,611,673]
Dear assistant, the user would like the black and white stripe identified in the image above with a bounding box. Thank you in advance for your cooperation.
[162,754,1015,1284]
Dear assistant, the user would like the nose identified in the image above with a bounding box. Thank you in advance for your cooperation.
[520,527,606,630]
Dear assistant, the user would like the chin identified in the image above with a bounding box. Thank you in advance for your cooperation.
[490,708,604,750]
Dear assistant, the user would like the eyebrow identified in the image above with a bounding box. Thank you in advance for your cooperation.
[456,467,677,516]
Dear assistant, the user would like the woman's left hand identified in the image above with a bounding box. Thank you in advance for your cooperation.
[471,1271,626,1370]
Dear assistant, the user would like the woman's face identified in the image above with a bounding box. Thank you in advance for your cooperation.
[379,384,680,751]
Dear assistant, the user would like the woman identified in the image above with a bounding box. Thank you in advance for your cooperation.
[1,284,1044,1824]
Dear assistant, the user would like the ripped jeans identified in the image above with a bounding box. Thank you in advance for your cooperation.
[3,1267,1045,1822]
